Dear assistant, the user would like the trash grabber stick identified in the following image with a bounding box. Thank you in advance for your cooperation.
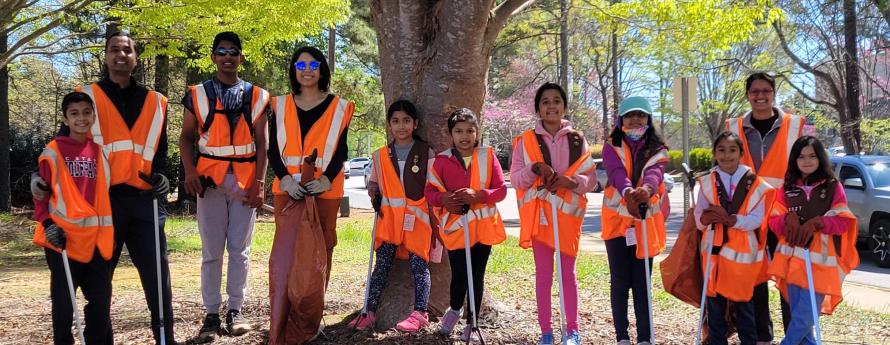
[549,193,568,341]
[355,212,379,327]
[804,248,823,345]
[152,198,167,345]
[638,203,655,344]
[61,249,86,344]
[460,214,485,344]
[694,225,715,344]
[682,163,696,210]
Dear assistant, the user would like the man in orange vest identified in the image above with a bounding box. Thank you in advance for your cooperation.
[33,91,115,344]
[179,32,269,342]
[33,32,177,344]
[726,72,807,345]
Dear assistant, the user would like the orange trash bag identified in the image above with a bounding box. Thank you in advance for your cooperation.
[660,208,703,308]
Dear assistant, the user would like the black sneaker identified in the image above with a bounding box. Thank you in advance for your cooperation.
[195,313,221,343]
[226,309,252,336]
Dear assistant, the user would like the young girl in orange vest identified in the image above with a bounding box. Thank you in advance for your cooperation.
[601,96,669,345]
[347,100,438,332]
[768,136,858,345]
[33,91,115,344]
[694,131,775,345]
[425,108,507,342]
[510,83,598,345]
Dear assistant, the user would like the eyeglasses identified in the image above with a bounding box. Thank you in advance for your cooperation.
[294,61,321,71]
[748,88,774,96]
[622,111,649,119]
[213,48,241,57]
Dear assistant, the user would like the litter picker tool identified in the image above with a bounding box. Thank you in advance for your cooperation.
[549,192,569,342]
[61,249,86,344]
[638,202,656,344]
[460,213,485,344]
[804,248,823,345]
[353,210,379,330]
[152,198,167,345]
[694,224,714,344]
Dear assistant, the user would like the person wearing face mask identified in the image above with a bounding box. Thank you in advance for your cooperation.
[726,72,808,345]
[510,83,598,345]
[28,31,176,344]
[601,96,669,345]
[266,46,354,344]
[179,31,270,342]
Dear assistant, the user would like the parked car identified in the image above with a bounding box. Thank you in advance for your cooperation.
[591,158,674,193]
[363,160,374,189]
[830,155,890,267]
[349,157,371,177]
[343,164,349,179]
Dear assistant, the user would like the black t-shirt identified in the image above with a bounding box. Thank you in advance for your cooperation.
[750,110,779,138]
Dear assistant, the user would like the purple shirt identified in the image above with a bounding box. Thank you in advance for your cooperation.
[602,138,666,196]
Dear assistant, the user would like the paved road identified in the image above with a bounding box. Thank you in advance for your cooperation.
[343,173,890,312]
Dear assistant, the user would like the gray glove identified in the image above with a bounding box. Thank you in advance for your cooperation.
[30,172,50,200]
[279,175,307,200]
[139,172,170,198]
[44,222,65,249]
[305,175,331,195]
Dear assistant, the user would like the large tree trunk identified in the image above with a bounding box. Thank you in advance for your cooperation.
[558,0,569,94]
[154,54,170,95]
[843,0,862,154]
[0,31,9,211]
[369,0,535,328]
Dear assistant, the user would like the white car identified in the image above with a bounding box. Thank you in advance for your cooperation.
[348,157,371,177]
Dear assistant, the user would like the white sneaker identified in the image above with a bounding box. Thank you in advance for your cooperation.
[437,307,462,335]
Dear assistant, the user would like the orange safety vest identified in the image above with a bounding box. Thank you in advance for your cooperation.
[698,170,775,302]
[513,130,596,257]
[727,113,805,188]
[32,140,114,263]
[600,142,668,259]
[271,94,354,199]
[372,146,434,261]
[77,83,167,189]
[427,147,506,250]
[190,82,270,189]
[768,185,859,315]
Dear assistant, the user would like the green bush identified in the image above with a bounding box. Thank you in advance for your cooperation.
[689,147,713,171]
[667,150,683,172]
[589,144,603,159]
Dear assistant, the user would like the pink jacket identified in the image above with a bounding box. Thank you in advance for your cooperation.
[424,148,507,207]
[768,179,851,236]
[510,120,597,194]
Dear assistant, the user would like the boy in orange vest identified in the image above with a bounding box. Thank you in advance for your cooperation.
[33,91,115,344]
[179,31,269,342]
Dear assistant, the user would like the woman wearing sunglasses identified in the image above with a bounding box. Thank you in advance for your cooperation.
[267,46,355,344]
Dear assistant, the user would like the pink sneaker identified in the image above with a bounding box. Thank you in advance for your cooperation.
[395,310,429,332]
[347,311,376,330]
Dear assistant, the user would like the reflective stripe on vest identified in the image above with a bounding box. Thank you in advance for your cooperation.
[192,84,266,157]
[698,172,771,265]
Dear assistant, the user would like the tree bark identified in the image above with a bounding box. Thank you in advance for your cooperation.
[610,0,621,110]
[558,0,569,94]
[843,0,862,153]
[369,0,535,328]
[154,54,169,95]
[328,27,336,73]
[0,30,9,211]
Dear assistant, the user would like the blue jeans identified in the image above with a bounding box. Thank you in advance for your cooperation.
[779,284,825,345]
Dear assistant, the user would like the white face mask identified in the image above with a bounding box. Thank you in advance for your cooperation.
[623,125,649,141]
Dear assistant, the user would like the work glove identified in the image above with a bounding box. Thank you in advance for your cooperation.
[443,192,465,214]
[139,172,170,198]
[279,175,307,200]
[304,175,332,195]
[546,175,579,192]
[44,221,66,249]
[784,212,802,247]
[454,188,486,205]
[532,162,556,185]
[30,172,50,200]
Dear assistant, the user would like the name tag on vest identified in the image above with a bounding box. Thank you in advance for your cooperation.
[540,209,548,226]
[403,214,415,232]
[625,228,637,246]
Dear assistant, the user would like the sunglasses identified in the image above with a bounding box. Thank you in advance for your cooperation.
[294,61,321,71]
[213,47,241,57]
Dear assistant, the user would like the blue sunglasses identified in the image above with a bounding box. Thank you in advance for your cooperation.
[294,61,321,71]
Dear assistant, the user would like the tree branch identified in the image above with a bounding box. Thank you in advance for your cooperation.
[776,72,836,107]
[484,0,537,50]
[1,0,96,67]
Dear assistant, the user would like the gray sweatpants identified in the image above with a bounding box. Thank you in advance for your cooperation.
[198,173,256,313]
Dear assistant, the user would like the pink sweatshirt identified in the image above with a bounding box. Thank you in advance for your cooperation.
[509,120,597,194]
[768,179,851,237]
[424,148,507,207]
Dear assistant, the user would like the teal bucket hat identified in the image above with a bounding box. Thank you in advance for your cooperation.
[617,96,653,117]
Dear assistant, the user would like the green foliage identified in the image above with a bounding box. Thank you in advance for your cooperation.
[667,150,684,172]
[689,147,713,171]
[112,0,351,71]
[861,117,890,154]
